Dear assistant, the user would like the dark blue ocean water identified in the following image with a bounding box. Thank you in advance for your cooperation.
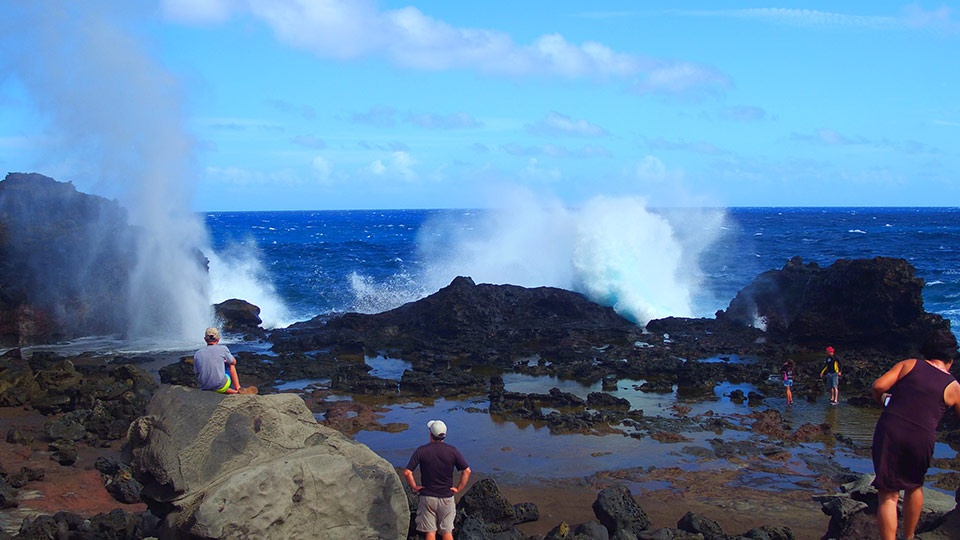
[203,207,960,332]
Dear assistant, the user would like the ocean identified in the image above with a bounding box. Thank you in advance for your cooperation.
[204,207,960,333]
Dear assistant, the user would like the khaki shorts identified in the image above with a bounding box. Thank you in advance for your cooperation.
[416,495,455,534]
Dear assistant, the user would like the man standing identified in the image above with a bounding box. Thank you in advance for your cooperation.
[403,420,471,540]
[820,346,842,404]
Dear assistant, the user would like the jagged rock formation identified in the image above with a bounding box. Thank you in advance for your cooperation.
[270,275,644,368]
[719,256,949,354]
[126,385,409,539]
[0,172,135,346]
[214,298,265,339]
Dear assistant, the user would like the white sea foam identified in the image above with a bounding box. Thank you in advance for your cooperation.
[207,243,294,329]
[348,271,424,314]
[412,188,727,325]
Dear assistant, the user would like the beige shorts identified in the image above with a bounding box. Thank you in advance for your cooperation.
[416,495,455,533]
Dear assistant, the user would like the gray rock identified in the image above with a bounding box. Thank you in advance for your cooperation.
[513,501,539,524]
[43,411,88,441]
[575,520,610,539]
[127,385,408,539]
[740,525,796,539]
[457,478,517,529]
[592,483,652,537]
[677,511,724,539]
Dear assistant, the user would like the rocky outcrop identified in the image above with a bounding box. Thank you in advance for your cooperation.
[439,477,539,539]
[0,349,157,440]
[270,276,644,368]
[720,256,948,354]
[126,385,409,539]
[0,172,260,347]
[214,298,266,339]
[0,172,135,346]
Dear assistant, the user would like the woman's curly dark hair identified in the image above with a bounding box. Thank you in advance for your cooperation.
[920,328,959,362]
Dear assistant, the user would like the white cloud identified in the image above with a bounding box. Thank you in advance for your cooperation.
[634,62,729,96]
[311,155,331,182]
[161,0,726,93]
[522,158,561,181]
[526,112,607,137]
[368,151,416,180]
[369,160,386,175]
[634,155,684,183]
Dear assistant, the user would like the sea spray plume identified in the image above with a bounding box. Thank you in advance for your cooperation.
[572,196,696,323]
[416,190,577,292]
[414,189,724,325]
[348,271,424,314]
[1,2,210,342]
[207,243,294,328]
[654,206,730,317]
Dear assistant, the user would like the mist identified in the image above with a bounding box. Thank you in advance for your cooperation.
[413,188,727,325]
[0,2,212,344]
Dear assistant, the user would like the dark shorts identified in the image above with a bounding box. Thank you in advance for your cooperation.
[825,373,839,389]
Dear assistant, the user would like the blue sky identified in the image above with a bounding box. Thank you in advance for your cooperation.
[1,1,959,210]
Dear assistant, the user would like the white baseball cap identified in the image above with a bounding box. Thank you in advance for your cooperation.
[427,420,447,438]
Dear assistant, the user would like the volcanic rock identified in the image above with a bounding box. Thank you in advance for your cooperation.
[720,256,948,353]
[0,172,134,346]
[270,276,644,368]
[214,298,265,338]
[592,483,652,536]
[126,385,409,539]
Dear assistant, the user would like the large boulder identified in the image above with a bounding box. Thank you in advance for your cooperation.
[719,256,948,353]
[126,385,409,539]
[214,298,266,338]
[591,483,651,537]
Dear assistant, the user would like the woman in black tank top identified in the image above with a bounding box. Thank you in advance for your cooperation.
[870,329,960,540]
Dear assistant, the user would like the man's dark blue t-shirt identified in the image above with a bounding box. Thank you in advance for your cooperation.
[405,442,469,498]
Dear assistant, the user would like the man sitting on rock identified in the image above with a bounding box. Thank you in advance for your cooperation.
[403,420,471,540]
[194,327,246,395]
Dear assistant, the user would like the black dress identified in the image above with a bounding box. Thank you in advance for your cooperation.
[872,359,956,491]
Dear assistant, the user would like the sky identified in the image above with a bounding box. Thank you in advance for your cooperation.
[1,1,959,211]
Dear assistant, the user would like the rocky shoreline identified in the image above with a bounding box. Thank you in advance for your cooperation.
[3,256,960,538]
